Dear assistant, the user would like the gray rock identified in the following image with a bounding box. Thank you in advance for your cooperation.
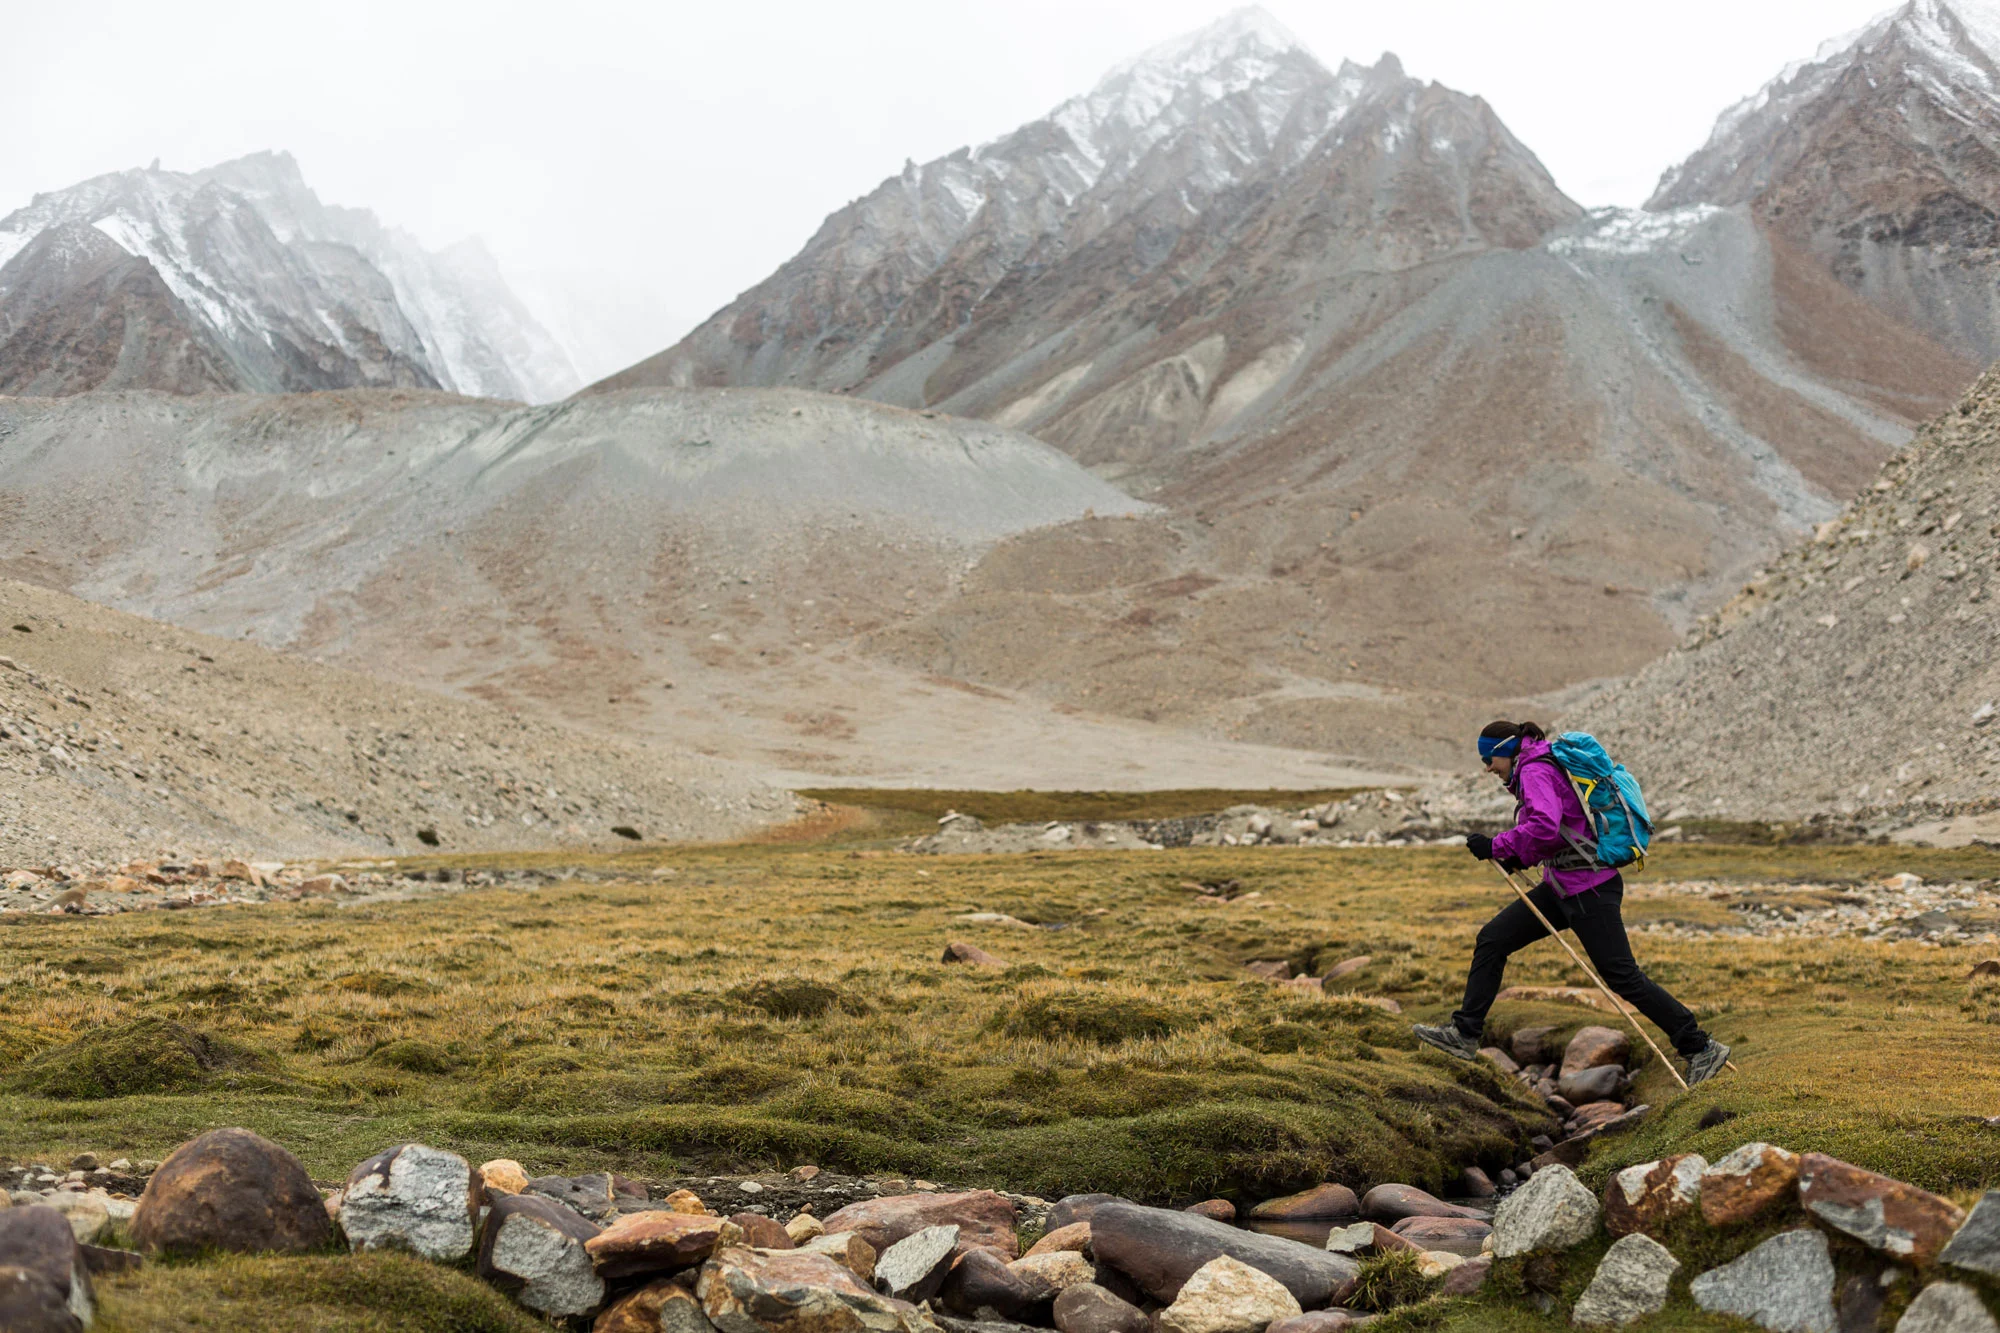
[1053,1282,1151,1333]
[1557,1065,1625,1104]
[1491,1165,1599,1258]
[527,1172,616,1221]
[478,1193,605,1319]
[875,1224,958,1303]
[1089,1201,1359,1308]
[1047,1195,1128,1233]
[1572,1233,1678,1327]
[1896,1284,2000,1333]
[0,1206,93,1331]
[1941,1191,2000,1277]
[339,1143,477,1262]
[1689,1230,1836,1333]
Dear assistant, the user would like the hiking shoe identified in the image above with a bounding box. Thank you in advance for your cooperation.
[1685,1040,1731,1088]
[1411,1022,1480,1062]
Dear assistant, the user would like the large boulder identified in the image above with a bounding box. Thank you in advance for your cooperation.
[1046,1196,1126,1233]
[587,1211,731,1280]
[479,1192,606,1318]
[1602,1155,1706,1239]
[597,1280,722,1333]
[1941,1191,2000,1277]
[1156,1255,1300,1333]
[1561,1027,1630,1076]
[1359,1185,1485,1223]
[941,1248,1055,1322]
[0,1207,93,1331]
[1797,1154,1966,1266]
[1895,1283,2000,1333]
[699,1246,934,1333]
[1689,1229,1836,1333]
[824,1193,1017,1261]
[1490,1165,1598,1258]
[1052,1283,1149,1333]
[1572,1233,1678,1327]
[339,1143,479,1262]
[1388,1216,1490,1256]
[1244,1186,1359,1221]
[1088,1201,1359,1308]
[1700,1143,1799,1227]
[130,1128,332,1256]
[876,1226,959,1303]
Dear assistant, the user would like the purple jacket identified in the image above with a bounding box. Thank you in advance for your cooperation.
[1490,737,1618,898]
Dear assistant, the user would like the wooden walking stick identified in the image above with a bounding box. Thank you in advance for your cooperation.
[1490,862,1689,1091]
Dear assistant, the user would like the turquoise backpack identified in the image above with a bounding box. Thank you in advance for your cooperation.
[1527,732,1654,871]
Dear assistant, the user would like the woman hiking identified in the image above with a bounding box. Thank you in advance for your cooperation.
[1411,720,1731,1088]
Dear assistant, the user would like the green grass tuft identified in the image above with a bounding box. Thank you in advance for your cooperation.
[12,1018,279,1099]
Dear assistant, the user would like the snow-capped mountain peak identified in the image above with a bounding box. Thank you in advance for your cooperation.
[0,153,579,401]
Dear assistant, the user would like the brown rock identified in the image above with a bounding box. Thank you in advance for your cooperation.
[130,1128,331,1256]
[1246,1184,1360,1221]
[481,1159,531,1195]
[797,1232,878,1283]
[729,1213,796,1250]
[1560,1026,1631,1076]
[822,1190,1018,1260]
[1053,1282,1150,1333]
[0,1206,93,1332]
[1602,1155,1707,1239]
[943,1247,1056,1321]
[666,1190,711,1215]
[1970,959,2000,979]
[1388,1216,1490,1256]
[1698,1143,1799,1227]
[786,1214,826,1244]
[789,1166,822,1184]
[1181,1200,1235,1222]
[1027,1222,1092,1257]
[1359,1184,1485,1223]
[587,1211,729,1280]
[1459,1167,1496,1199]
[1529,1139,1591,1173]
[698,1246,931,1333]
[1479,1047,1520,1075]
[1797,1153,1966,1265]
[1323,956,1372,980]
[942,942,1006,968]
[296,874,345,896]
[1438,1256,1490,1296]
[597,1280,720,1333]
[1245,961,1293,981]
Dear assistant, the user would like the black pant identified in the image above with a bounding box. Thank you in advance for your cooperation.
[1451,874,1709,1058]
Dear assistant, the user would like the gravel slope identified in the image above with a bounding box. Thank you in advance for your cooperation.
[0,578,789,864]
[1572,366,2000,825]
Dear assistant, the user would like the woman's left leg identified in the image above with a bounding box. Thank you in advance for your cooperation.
[1562,877,1711,1058]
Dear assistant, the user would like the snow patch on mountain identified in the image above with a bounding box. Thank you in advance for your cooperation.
[1548,205,1724,257]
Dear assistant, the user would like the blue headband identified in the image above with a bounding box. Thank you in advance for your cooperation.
[1478,734,1522,762]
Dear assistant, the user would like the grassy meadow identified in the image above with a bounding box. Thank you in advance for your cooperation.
[3,818,1999,1329]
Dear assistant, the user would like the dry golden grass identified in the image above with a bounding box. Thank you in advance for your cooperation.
[1,835,1996,1206]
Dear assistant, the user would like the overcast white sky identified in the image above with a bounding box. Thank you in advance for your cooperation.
[3,0,1893,381]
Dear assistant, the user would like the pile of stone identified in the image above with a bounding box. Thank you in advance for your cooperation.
[5,1126,1996,1331]
[0,856,642,917]
[1622,873,2000,945]
[1476,1025,1656,1178]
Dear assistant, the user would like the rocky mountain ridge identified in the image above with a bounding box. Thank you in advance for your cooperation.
[0,151,578,400]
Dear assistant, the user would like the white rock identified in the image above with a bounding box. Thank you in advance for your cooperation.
[1416,1251,1464,1278]
[340,1143,478,1262]
[1573,1233,1679,1326]
[1157,1254,1302,1333]
[1896,1283,1999,1333]
[1690,1229,1836,1333]
[1010,1249,1096,1291]
[1491,1164,1599,1258]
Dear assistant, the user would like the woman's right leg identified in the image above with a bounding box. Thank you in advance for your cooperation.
[1450,878,1564,1039]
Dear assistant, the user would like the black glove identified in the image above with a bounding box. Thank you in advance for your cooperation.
[1498,854,1526,873]
[1465,833,1494,861]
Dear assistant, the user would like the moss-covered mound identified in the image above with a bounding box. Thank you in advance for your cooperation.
[12,1018,280,1099]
